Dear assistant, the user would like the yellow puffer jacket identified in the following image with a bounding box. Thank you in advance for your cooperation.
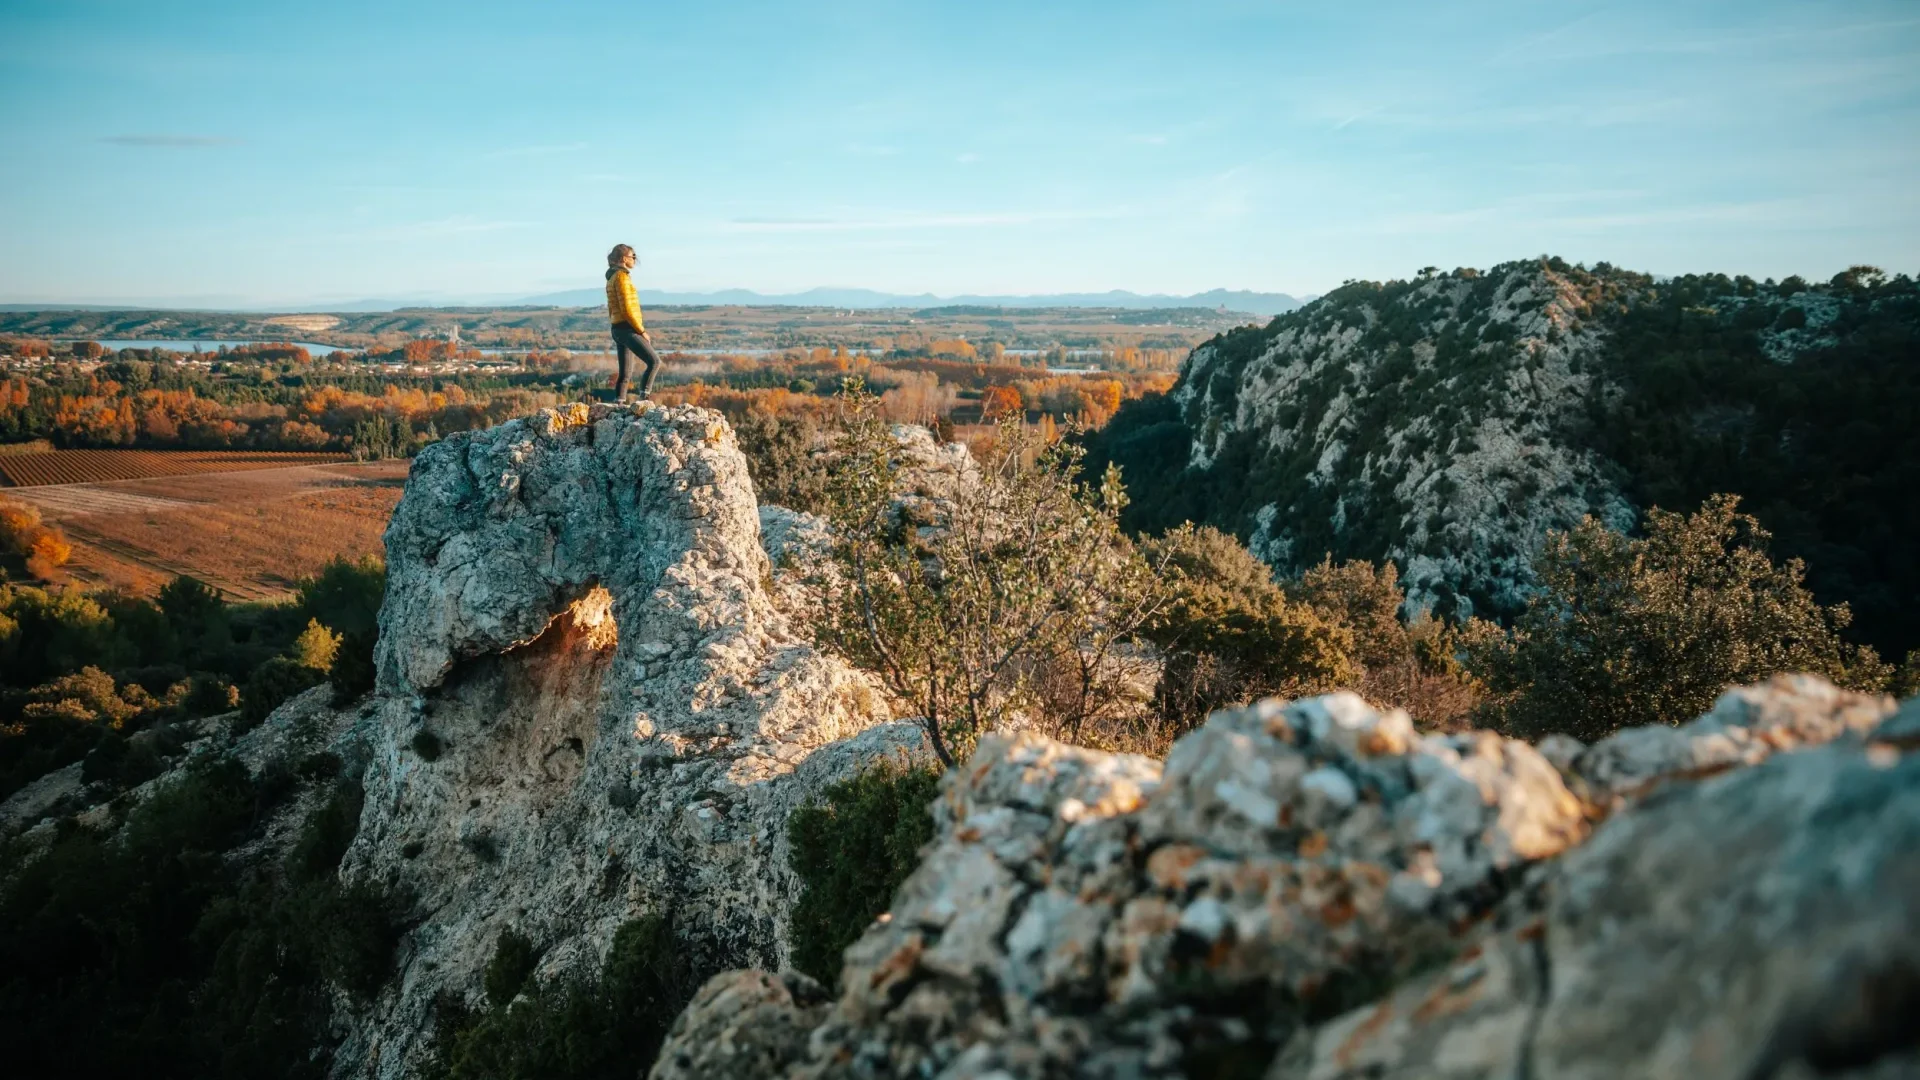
[605,269,644,330]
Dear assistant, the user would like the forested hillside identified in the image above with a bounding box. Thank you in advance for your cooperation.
[1084,258,1920,661]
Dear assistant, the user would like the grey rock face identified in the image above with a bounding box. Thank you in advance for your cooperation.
[1175,262,1635,620]
[1288,697,1918,1080]
[652,678,1911,1079]
[1564,672,1896,802]
[335,403,926,1078]
[651,969,833,1080]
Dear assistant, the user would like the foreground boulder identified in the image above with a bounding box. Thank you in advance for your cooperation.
[653,676,1913,1079]
[335,404,926,1077]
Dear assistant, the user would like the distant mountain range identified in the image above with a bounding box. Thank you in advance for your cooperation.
[3,288,1313,317]
[514,287,1314,317]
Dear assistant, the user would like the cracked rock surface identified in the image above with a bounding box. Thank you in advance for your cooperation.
[334,403,927,1078]
[652,678,1913,1079]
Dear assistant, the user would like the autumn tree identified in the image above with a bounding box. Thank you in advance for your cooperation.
[0,496,73,580]
[812,381,1175,764]
[979,385,1023,420]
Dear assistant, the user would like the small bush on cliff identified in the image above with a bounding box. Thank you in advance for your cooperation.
[814,381,1176,764]
[1467,494,1889,739]
[787,758,941,984]
[330,627,379,704]
[430,916,697,1080]
[239,656,325,732]
[485,929,538,1005]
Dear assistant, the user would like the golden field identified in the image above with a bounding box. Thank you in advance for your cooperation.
[5,455,408,601]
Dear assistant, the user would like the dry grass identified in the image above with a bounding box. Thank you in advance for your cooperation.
[22,461,407,601]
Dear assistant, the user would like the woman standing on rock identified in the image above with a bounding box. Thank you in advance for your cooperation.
[605,244,661,401]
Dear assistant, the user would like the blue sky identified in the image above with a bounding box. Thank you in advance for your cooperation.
[1,0,1916,307]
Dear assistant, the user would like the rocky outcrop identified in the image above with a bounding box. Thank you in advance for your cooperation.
[1086,260,1920,644]
[333,403,927,1078]
[652,676,1914,1079]
[1166,260,1635,620]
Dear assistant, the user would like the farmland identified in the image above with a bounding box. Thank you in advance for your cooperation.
[0,302,1251,354]
[0,449,350,488]
[7,456,407,601]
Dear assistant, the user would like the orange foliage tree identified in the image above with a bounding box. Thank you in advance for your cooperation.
[0,496,73,579]
[980,385,1024,420]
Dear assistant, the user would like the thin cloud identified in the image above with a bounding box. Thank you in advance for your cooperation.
[100,134,242,147]
[353,217,534,239]
[1331,106,1384,131]
[724,209,1121,233]
[732,216,837,227]
[1487,11,1606,65]
[483,142,590,158]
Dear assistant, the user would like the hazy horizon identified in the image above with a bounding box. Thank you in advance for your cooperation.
[0,283,1316,314]
[3,0,1916,306]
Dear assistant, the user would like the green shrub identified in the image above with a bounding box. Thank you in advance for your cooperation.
[786,759,941,984]
[431,916,697,1080]
[0,755,399,1078]
[79,728,170,789]
[1140,525,1356,743]
[0,583,127,689]
[1896,651,1920,700]
[735,408,830,512]
[330,628,379,704]
[1466,494,1890,739]
[296,556,385,638]
[309,881,405,1000]
[413,729,445,761]
[1285,556,1484,731]
[485,929,538,1006]
[816,383,1172,764]
[186,673,240,714]
[239,656,325,732]
[286,777,365,884]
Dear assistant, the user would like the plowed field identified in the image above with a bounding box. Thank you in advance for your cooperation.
[12,460,409,602]
[0,449,350,488]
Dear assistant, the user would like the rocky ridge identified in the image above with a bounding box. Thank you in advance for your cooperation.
[1164,260,1631,620]
[331,402,929,1078]
[1085,259,1920,639]
[652,674,1917,1079]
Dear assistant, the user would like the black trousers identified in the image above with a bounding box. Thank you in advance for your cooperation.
[611,322,661,399]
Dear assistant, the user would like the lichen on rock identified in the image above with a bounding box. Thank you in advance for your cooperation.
[650,677,1911,1079]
